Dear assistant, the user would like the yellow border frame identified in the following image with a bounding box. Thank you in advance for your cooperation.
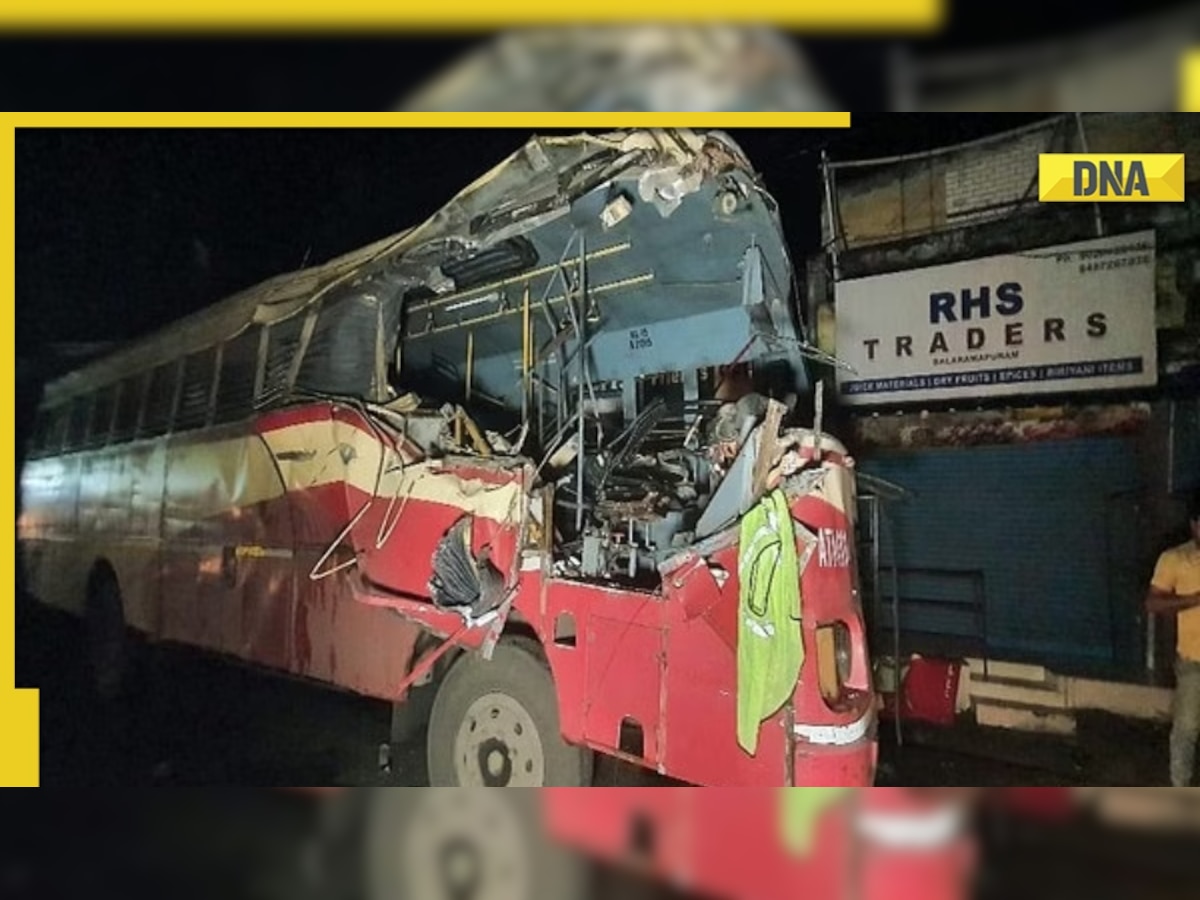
[0,2,943,30]
[0,111,850,787]
[1,118,38,787]
[1183,51,1200,112]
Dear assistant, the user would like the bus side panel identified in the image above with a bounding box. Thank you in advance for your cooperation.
[76,451,137,620]
[535,578,592,747]
[104,440,166,635]
[161,432,230,652]
[579,588,666,767]
[159,428,295,668]
[21,446,159,631]
[233,433,301,673]
[293,570,424,699]
[259,405,424,697]
[659,544,793,787]
[19,454,83,614]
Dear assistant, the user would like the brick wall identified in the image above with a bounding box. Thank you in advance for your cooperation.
[943,131,1051,221]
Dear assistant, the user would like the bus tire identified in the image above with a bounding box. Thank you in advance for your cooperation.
[389,681,437,747]
[84,562,129,702]
[426,638,593,786]
[366,788,589,900]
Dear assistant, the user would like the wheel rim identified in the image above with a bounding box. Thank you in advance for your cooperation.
[453,691,545,786]
[399,791,532,900]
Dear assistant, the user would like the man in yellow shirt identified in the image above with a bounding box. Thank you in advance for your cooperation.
[1146,494,1200,787]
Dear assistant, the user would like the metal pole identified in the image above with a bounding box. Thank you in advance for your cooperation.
[537,350,545,448]
[882,507,903,748]
[821,150,841,282]
[574,234,588,536]
[575,373,586,535]
[1168,399,1177,495]
[871,498,881,653]
[561,233,602,446]
[813,379,824,462]
[522,285,531,426]
[465,331,474,403]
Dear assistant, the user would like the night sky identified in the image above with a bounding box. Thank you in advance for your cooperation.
[15,117,1046,359]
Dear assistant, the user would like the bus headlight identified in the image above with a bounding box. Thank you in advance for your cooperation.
[834,621,852,684]
[816,621,853,703]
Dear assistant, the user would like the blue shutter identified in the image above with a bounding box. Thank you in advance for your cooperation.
[861,437,1142,679]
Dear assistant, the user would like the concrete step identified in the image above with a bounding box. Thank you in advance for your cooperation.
[964,657,1050,684]
[974,700,1077,736]
[1065,678,1173,722]
[968,675,1070,710]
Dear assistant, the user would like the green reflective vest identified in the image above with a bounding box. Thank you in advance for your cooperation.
[737,488,805,755]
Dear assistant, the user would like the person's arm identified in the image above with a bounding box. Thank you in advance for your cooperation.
[1144,551,1200,615]
[1145,586,1200,615]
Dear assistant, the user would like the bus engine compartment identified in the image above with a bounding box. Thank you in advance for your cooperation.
[360,385,845,602]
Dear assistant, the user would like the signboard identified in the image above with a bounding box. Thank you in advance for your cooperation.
[834,231,1159,406]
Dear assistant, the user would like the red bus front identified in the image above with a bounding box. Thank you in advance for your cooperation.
[530,431,876,786]
[339,402,876,787]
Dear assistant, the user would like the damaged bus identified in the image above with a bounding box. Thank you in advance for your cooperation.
[19,129,875,786]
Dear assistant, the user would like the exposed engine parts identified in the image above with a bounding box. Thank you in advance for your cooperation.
[402,385,827,600]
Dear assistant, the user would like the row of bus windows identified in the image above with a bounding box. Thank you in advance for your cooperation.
[29,324,278,458]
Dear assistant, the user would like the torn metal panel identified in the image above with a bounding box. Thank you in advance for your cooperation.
[400,132,805,417]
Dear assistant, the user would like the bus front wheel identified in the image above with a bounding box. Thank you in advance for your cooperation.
[426,638,593,786]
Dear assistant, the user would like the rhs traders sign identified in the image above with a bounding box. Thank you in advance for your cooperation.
[834,231,1158,405]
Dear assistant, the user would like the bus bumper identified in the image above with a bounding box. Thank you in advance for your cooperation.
[792,708,879,786]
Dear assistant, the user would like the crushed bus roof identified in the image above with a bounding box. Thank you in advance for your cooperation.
[43,129,801,411]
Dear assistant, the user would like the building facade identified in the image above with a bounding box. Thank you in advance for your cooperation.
[810,114,1200,695]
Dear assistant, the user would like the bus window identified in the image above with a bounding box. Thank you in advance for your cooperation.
[42,405,68,456]
[64,394,92,452]
[111,373,146,444]
[213,326,261,425]
[141,361,179,438]
[87,383,118,449]
[176,347,217,431]
[259,316,305,408]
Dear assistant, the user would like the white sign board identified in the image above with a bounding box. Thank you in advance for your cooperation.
[834,231,1159,406]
